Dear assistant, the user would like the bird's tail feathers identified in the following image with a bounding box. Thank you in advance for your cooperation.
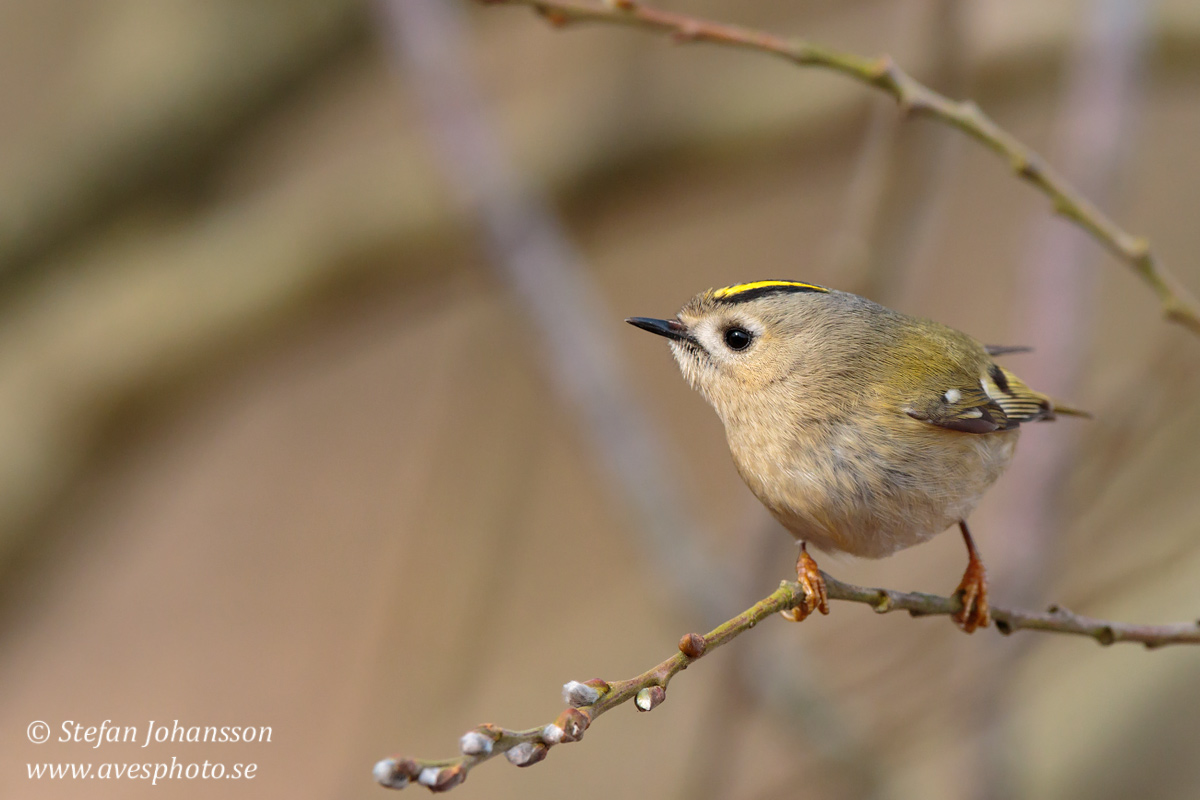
[1050,402,1092,419]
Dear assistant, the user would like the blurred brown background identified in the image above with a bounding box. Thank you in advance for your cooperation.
[2,1,1199,799]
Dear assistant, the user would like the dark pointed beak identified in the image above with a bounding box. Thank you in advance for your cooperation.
[626,316,692,343]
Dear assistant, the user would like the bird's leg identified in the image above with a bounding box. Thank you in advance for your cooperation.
[781,542,829,622]
[952,521,990,633]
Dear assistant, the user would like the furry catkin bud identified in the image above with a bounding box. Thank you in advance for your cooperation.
[505,742,549,768]
[374,758,417,789]
[541,724,564,745]
[459,730,493,756]
[562,680,601,707]
[417,765,466,792]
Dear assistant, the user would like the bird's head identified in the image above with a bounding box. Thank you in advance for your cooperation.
[627,280,851,423]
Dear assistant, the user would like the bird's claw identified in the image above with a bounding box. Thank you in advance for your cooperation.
[952,555,990,633]
[781,546,829,622]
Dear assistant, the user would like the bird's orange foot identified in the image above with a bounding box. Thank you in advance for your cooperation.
[781,545,829,622]
[952,538,990,633]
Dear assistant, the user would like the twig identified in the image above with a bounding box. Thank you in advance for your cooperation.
[476,0,1200,337]
[821,573,1200,647]
[973,4,1151,797]
[830,0,968,305]
[0,2,364,283]
[379,0,732,621]
[374,572,1200,791]
[377,1,882,789]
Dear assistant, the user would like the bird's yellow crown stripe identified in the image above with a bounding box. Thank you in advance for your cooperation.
[712,280,829,299]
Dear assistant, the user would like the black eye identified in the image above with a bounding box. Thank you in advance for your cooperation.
[723,326,753,351]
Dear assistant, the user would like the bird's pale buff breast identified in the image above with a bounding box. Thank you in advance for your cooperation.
[728,417,1018,559]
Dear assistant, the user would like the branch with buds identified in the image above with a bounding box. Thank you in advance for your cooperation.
[374,572,1200,791]
[474,0,1200,336]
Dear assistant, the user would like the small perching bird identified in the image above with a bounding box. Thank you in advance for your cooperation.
[628,280,1087,632]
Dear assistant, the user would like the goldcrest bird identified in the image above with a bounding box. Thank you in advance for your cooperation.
[627,280,1087,632]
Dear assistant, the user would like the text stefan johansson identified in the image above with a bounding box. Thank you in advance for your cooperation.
[59,720,271,749]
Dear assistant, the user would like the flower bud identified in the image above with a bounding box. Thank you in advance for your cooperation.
[562,680,601,707]
[541,724,564,745]
[552,707,589,742]
[678,633,706,658]
[373,758,417,789]
[459,730,493,756]
[635,685,665,712]
[505,742,549,768]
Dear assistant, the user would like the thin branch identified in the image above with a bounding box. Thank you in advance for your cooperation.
[973,4,1151,796]
[374,572,1200,791]
[476,0,1200,337]
[0,2,365,284]
[821,573,1200,647]
[830,0,969,305]
[377,1,883,789]
[379,0,733,621]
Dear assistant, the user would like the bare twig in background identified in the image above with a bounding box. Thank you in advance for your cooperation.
[476,0,1200,336]
[696,6,970,797]
[1004,0,1150,605]
[825,96,899,294]
[378,2,883,794]
[379,2,1195,797]
[679,529,885,800]
[828,0,968,305]
[0,0,366,285]
[973,4,1152,798]
[374,570,1200,791]
[377,0,729,620]
[869,0,969,310]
